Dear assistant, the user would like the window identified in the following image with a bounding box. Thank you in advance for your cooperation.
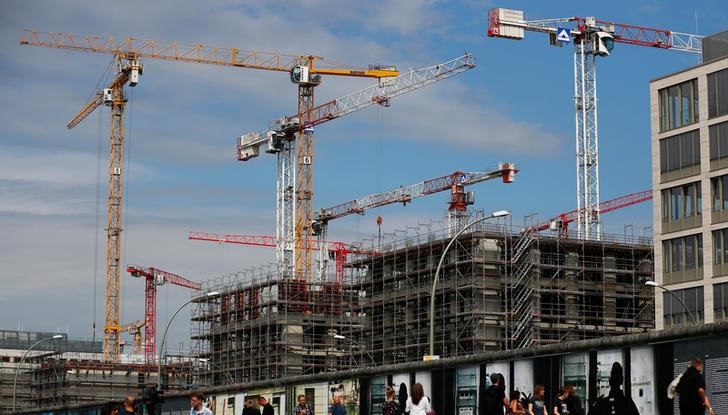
[662,233,703,282]
[663,286,704,326]
[659,129,700,174]
[711,174,728,211]
[661,182,701,222]
[713,228,728,265]
[659,78,699,131]
[715,282,728,321]
[709,121,728,162]
[708,68,728,119]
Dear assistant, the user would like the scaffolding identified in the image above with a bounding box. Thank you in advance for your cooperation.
[190,214,654,385]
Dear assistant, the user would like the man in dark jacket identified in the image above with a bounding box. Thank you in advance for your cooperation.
[258,396,274,415]
[589,363,638,415]
[480,373,504,415]
[676,359,714,415]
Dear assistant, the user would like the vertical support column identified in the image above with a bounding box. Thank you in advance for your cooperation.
[573,40,601,240]
[277,141,295,277]
[103,60,126,362]
[295,84,315,281]
[144,277,157,363]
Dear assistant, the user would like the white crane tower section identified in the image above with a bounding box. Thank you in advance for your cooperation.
[488,8,702,239]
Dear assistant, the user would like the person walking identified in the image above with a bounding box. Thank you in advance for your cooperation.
[676,358,714,415]
[553,388,569,415]
[564,385,583,415]
[383,386,401,415]
[509,391,526,415]
[243,399,262,415]
[329,396,347,415]
[480,373,505,415]
[190,391,213,415]
[588,362,638,415]
[404,383,431,415]
[528,385,548,415]
[118,396,138,415]
[294,394,314,415]
[258,396,275,415]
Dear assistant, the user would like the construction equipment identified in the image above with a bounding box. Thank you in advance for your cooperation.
[118,320,145,355]
[314,162,518,235]
[126,265,201,364]
[187,232,373,283]
[20,30,397,361]
[533,189,653,238]
[238,54,477,281]
[487,9,701,239]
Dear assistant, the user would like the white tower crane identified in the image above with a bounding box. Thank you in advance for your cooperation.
[487,8,702,239]
[237,54,477,279]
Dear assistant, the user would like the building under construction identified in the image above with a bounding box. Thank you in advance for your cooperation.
[1,330,195,413]
[191,214,655,385]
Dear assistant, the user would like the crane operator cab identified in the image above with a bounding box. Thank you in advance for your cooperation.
[592,31,615,56]
[290,65,321,86]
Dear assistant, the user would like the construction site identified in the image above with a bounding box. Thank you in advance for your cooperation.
[5,4,725,415]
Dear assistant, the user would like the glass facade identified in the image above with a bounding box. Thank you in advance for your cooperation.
[662,286,704,326]
[659,78,699,131]
[659,129,700,174]
[708,68,728,119]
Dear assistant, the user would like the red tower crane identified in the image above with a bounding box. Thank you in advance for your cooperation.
[126,265,201,363]
[533,190,653,237]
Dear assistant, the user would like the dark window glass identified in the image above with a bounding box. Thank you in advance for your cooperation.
[685,236,696,270]
[698,234,704,267]
[713,177,722,211]
[672,238,682,272]
[660,79,699,131]
[708,69,728,119]
[663,241,670,272]
[715,230,723,265]
[660,140,668,173]
[711,122,728,161]
[685,184,695,217]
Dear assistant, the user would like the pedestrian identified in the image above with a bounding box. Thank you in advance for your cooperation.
[564,385,583,415]
[329,395,347,415]
[480,373,505,415]
[553,388,569,415]
[118,396,138,415]
[588,362,638,415]
[398,383,408,415]
[243,398,262,415]
[382,385,401,415]
[101,401,120,415]
[404,382,432,415]
[258,396,275,415]
[143,383,163,415]
[676,358,714,415]
[509,391,526,415]
[294,394,314,415]
[190,391,213,415]
[528,384,548,415]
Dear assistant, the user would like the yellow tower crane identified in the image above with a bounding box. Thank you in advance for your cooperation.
[20,30,398,362]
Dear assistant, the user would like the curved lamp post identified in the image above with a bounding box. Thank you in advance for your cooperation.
[158,291,218,389]
[428,211,510,358]
[333,334,376,366]
[13,334,63,411]
[646,281,697,325]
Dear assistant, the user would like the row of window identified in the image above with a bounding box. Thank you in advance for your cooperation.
[662,234,703,273]
[658,68,728,133]
[661,182,701,222]
[663,282,728,326]
[659,129,700,174]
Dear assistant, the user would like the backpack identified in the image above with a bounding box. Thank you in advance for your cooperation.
[667,373,682,399]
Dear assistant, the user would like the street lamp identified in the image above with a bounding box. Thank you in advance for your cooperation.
[428,210,510,358]
[332,334,376,366]
[645,281,697,325]
[13,334,63,411]
[158,291,219,389]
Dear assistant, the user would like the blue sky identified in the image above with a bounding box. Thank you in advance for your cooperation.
[1,0,726,352]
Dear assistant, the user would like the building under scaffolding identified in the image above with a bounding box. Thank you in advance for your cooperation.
[1,330,194,413]
[191,215,655,386]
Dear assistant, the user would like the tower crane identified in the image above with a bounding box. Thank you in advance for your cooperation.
[237,54,477,281]
[532,189,653,238]
[118,320,145,355]
[20,30,397,361]
[126,265,202,364]
[187,232,375,283]
[487,8,702,239]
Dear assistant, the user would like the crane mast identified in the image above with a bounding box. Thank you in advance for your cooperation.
[238,53,477,281]
[487,8,701,240]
